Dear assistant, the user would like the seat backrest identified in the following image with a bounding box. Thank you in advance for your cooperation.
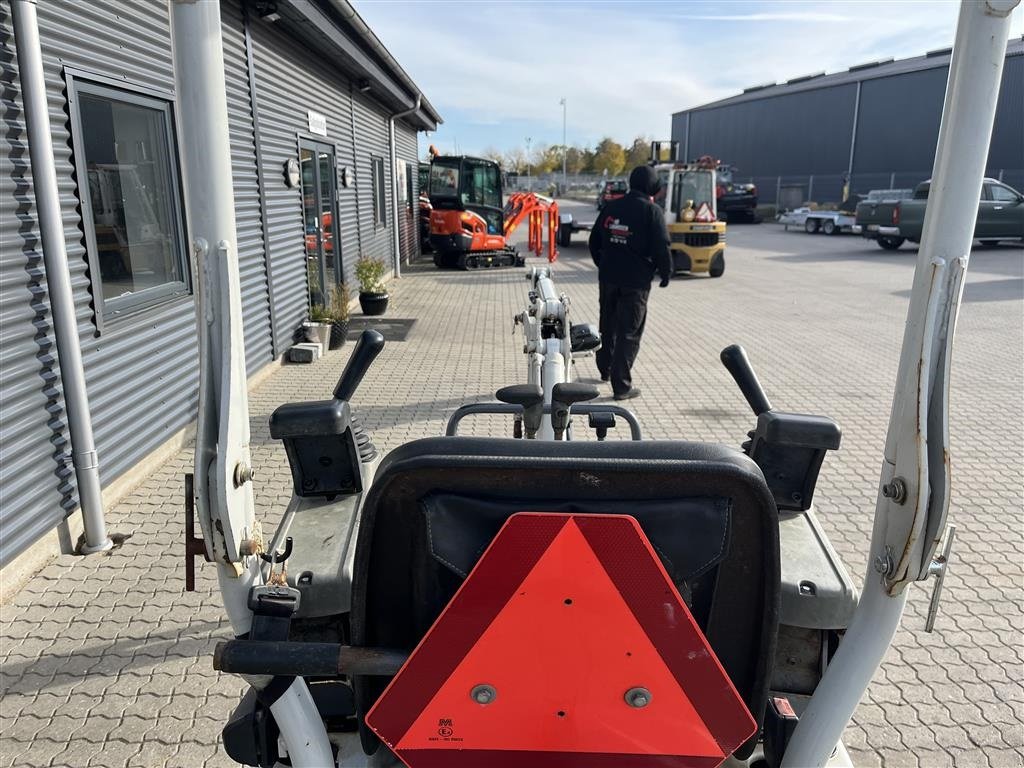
[350,437,779,758]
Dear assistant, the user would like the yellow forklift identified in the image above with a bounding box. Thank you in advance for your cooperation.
[652,141,727,277]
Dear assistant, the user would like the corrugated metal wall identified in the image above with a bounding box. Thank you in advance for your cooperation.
[395,121,419,262]
[0,4,74,565]
[680,84,858,176]
[248,13,360,338]
[671,51,1023,189]
[352,91,392,265]
[0,0,427,567]
[222,0,275,369]
[0,1,201,566]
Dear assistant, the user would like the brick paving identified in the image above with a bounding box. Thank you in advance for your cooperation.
[1,215,1021,767]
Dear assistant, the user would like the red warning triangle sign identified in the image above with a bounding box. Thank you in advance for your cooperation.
[694,201,715,222]
[367,514,755,768]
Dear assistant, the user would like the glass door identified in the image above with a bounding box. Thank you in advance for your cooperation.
[299,140,338,307]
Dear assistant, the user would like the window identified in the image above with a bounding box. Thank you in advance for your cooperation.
[430,160,460,198]
[67,75,189,323]
[989,184,1021,203]
[371,155,386,227]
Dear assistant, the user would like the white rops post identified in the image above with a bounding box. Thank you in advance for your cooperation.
[783,1,1020,765]
[169,2,333,764]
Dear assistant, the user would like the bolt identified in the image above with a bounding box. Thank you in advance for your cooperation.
[233,462,254,488]
[624,687,652,708]
[881,477,907,504]
[471,684,496,705]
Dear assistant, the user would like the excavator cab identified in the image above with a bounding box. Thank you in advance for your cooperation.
[428,155,516,268]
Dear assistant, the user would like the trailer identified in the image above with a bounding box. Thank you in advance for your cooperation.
[556,211,593,247]
[778,207,857,235]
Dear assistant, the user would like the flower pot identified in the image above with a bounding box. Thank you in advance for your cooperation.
[303,321,331,355]
[359,291,389,316]
[329,319,349,349]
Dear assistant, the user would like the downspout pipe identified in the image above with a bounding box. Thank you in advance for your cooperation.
[12,0,112,554]
[388,93,421,278]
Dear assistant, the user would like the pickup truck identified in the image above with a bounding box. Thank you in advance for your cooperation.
[854,188,914,249]
[856,179,1024,250]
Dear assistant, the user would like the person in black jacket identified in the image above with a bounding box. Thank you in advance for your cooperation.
[588,165,673,400]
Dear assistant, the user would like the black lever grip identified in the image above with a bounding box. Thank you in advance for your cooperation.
[333,329,385,401]
[720,344,772,416]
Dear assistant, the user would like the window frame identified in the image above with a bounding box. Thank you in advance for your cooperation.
[371,155,387,228]
[65,69,191,331]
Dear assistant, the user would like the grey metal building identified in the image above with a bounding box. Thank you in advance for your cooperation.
[0,0,440,571]
[670,37,1023,205]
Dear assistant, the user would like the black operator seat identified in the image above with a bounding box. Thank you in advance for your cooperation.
[349,437,780,760]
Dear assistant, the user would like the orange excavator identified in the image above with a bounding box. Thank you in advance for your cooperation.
[426,147,559,269]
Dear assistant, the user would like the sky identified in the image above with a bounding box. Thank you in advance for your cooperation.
[354,1,1023,158]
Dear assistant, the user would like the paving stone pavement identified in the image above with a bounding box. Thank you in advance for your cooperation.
[1,216,1021,768]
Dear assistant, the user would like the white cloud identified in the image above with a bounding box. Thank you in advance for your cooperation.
[354,0,1011,155]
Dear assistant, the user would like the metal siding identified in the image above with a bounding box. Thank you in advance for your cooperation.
[671,49,1022,193]
[990,54,1023,189]
[37,1,200,486]
[1,1,200,566]
[686,84,857,177]
[222,0,274,371]
[0,4,74,566]
[853,68,948,174]
[249,16,359,337]
[395,121,419,261]
[352,90,392,265]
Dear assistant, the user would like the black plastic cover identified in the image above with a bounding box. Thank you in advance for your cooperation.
[749,411,841,511]
[222,688,279,768]
[270,400,362,498]
[570,322,601,353]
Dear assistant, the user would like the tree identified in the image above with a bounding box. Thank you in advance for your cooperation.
[625,137,651,170]
[565,146,586,175]
[481,146,505,167]
[591,138,626,177]
[537,145,565,175]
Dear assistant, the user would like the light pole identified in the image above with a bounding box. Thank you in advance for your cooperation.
[526,136,532,189]
[560,97,567,190]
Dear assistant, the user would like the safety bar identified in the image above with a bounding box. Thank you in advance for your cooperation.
[445,402,643,440]
[213,641,408,677]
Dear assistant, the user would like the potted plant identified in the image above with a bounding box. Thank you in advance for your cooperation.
[305,304,332,354]
[327,283,351,350]
[355,256,389,316]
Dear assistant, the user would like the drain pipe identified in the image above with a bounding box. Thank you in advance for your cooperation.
[388,93,421,278]
[12,0,112,554]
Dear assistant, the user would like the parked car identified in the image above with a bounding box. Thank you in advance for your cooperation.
[715,165,758,222]
[858,179,1023,250]
[596,180,627,210]
[853,188,914,250]
[897,178,1023,247]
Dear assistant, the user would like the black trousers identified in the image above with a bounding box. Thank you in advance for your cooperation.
[596,282,649,396]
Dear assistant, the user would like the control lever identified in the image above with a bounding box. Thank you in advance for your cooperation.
[333,329,386,402]
[496,385,544,439]
[720,344,773,415]
[588,411,616,441]
[551,383,599,440]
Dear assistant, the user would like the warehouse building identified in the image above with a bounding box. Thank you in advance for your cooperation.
[0,0,440,579]
[670,37,1023,206]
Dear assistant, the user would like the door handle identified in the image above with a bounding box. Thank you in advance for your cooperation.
[993,206,1003,211]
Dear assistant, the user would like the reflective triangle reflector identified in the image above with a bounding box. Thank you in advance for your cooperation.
[695,202,715,222]
[366,513,756,767]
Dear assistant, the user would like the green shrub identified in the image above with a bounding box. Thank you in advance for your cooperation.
[354,256,387,294]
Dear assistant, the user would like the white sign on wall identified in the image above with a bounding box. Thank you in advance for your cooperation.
[307,110,327,137]
[396,159,408,203]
